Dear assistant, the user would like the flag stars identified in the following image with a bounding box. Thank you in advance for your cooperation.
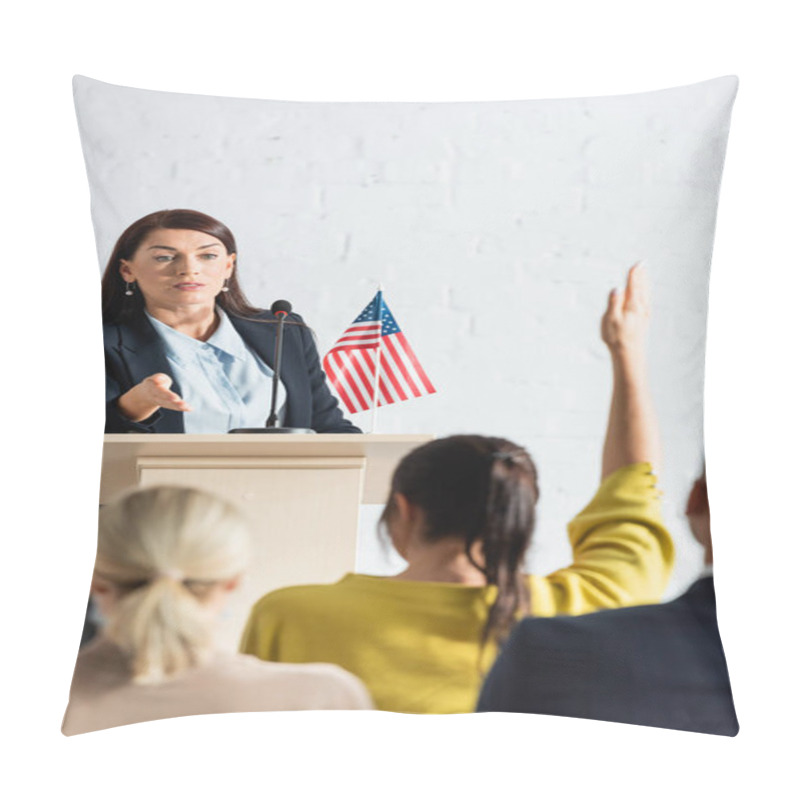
[354,294,402,334]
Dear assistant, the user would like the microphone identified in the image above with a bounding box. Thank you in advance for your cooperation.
[271,299,292,318]
[228,299,315,434]
[265,300,292,428]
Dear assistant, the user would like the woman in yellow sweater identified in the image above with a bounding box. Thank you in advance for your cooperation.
[241,264,674,713]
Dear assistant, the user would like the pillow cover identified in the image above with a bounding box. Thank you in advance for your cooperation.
[66,75,738,735]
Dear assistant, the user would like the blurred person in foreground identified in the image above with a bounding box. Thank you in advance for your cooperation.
[63,486,371,735]
[477,467,738,735]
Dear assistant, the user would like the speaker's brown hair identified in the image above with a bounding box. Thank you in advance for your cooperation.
[101,209,260,323]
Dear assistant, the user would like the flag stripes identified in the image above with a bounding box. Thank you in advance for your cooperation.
[396,332,436,394]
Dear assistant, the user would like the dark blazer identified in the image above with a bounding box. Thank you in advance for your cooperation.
[103,309,361,434]
[477,576,739,735]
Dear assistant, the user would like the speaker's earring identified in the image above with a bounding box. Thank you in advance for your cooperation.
[124,282,135,296]
[221,278,230,293]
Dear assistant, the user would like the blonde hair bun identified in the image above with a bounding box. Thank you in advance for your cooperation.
[95,485,250,683]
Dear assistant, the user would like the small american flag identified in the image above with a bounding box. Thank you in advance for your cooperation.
[323,291,436,414]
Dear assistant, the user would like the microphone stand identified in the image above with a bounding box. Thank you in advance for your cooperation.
[229,300,315,434]
[265,310,287,428]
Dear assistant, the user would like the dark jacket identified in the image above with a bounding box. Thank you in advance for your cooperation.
[103,309,361,434]
[477,576,739,735]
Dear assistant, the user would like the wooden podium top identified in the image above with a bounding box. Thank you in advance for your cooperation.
[100,433,434,504]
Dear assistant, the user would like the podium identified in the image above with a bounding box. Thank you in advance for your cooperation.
[100,433,433,649]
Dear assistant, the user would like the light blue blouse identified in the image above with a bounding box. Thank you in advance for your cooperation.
[146,309,286,433]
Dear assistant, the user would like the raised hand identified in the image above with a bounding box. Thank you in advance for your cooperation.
[601,263,649,357]
[600,262,660,479]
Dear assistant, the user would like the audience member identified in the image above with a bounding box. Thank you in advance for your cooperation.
[63,486,371,735]
[241,265,675,713]
[476,468,738,735]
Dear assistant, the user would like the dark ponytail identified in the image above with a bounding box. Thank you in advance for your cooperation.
[381,435,539,649]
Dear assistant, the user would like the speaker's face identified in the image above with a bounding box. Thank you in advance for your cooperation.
[120,228,235,317]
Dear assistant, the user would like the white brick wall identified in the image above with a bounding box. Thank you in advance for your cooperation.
[75,76,737,597]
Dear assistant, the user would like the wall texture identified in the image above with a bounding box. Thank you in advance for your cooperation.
[75,76,737,596]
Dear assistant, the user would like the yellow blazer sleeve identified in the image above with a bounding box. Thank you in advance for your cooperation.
[240,597,281,661]
[530,462,675,617]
